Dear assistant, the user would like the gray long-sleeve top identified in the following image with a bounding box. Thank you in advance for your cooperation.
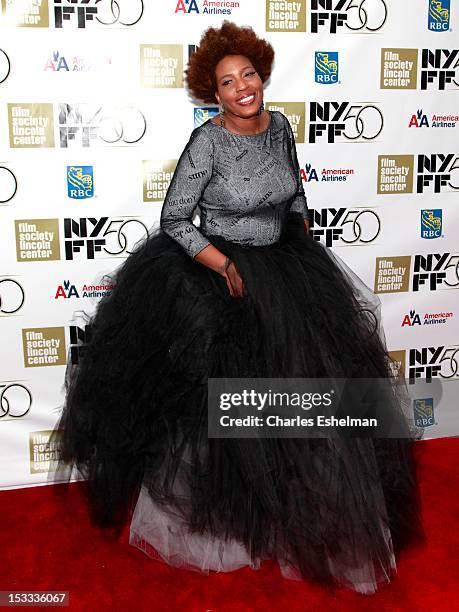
[160,110,310,258]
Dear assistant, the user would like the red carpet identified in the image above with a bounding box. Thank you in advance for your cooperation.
[1,437,458,611]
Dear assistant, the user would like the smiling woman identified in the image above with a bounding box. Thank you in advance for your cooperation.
[211,54,270,135]
[185,20,274,105]
[48,19,425,597]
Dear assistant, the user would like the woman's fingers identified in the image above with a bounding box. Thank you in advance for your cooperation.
[227,274,240,298]
[231,271,243,298]
[226,276,235,297]
[225,261,247,298]
[234,276,246,298]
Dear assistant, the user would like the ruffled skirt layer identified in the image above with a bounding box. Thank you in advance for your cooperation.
[48,213,425,594]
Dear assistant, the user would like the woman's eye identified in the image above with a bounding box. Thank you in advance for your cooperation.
[222,71,256,86]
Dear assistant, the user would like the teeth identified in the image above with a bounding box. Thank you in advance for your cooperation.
[238,94,255,103]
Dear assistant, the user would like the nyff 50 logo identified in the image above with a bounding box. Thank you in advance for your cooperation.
[59,104,146,147]
[68,324,92,365]
[53,0,144,28]
[0,278,25,314]
[64,217,148,260]
[309,101,383,143]
[309,207,380,247]
[310,0,387,33]
[409,345,459,383]
[421,49,459,90]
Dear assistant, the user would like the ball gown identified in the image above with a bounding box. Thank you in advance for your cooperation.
[47,110,425,595]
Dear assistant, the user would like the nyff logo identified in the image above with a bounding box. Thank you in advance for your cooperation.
[67,166,94,199]
[408,345,459,383]
[421,49,459,90]
[315,52,339,84]
[309,101,383,143]
[310,0,387,33]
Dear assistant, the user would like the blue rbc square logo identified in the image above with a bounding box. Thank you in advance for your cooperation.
[315,52,339,85]
[67,166,94,200]
[428,0,450,31]
[413,398,435,427]
[421,209,442,239]
[194,107,219,128]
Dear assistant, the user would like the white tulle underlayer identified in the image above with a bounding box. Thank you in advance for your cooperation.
[129,484,397,596]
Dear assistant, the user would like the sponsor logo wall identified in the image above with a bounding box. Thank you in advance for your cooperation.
[0,0,458,489]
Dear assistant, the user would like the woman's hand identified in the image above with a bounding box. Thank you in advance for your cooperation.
[224,260,246,298]
[194,247,246,297]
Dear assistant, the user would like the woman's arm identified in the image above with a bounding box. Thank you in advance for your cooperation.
[285,116,311,234]
[160,128,214,258]
[160,127,246,296]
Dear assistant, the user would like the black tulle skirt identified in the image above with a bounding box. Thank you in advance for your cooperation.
[48,212,425,595]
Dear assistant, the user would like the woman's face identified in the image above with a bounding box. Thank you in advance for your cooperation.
[214,54,264,118]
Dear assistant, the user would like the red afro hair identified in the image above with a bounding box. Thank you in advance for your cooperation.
[185,20,275,104]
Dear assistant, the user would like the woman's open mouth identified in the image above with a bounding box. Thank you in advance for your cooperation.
[236,93,256,106]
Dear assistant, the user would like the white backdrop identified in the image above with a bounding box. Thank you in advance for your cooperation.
[0,0,458,489]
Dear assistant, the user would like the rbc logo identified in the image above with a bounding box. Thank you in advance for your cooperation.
[315,52,339,84]
[428,0,450,31]
[421,209,442,239]
[194,107,218,128]
[67,166,94,199]
[413,398,435,427]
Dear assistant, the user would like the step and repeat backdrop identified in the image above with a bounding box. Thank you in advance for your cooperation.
[0,0,458,489]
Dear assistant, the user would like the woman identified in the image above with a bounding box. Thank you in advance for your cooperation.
[48,21,425,595]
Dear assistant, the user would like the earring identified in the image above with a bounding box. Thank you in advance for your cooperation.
[257,101,265,116]
[219,103,225,127]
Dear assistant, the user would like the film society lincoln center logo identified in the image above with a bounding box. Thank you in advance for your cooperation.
[140,45,183,88]
[22,327,66,368]
[8,103,55,148]
[15,219,60,261]
[30,431,61,475]
[143,160,176,202]
[377,155,414,194]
